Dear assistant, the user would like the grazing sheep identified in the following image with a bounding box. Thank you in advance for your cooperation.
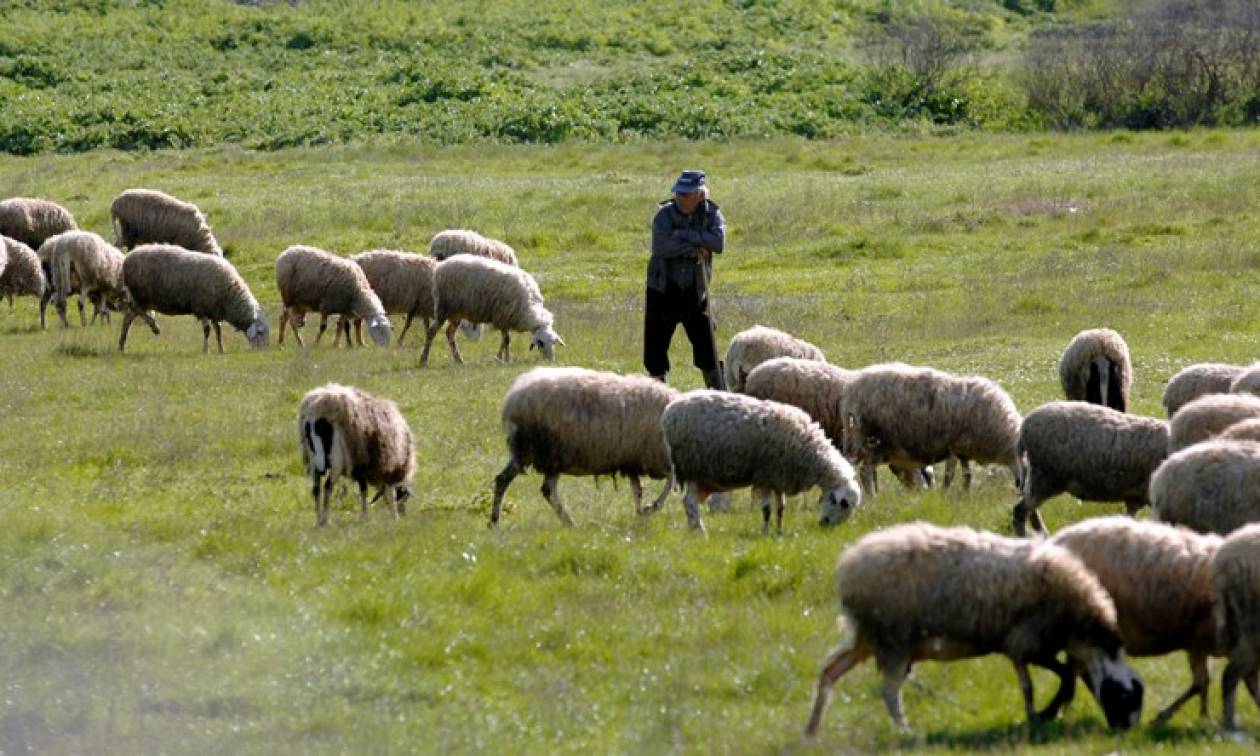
[722,325,824,393]
[274,245,391,348]
[841,363,1022,492]
[337,249,437,348]
[0,235,45,315]
[1230,364,1260,397]
[298,384,415,526]
[660,390,860,534]
[1052,517,1223,724]
[1163,363,1245,417]
[109,188,223,256]
[1211,523,1260,732]
[119,244,269,353]
[428,229,519,267]
[490,367,680,526]
[1059,328,1132,412]
[1219,418,1260,444]
[0,197,77,251]
[1015,401,1169,536]
[419,255,563,366]
[1150,440,1260,536]
[804,522,1144,735]
[1168,393,1260,453]
[44,231,127,327]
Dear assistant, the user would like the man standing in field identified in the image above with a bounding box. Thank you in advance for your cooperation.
[644,169,726,388]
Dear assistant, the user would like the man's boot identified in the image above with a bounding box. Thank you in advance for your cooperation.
[702,367,725,390]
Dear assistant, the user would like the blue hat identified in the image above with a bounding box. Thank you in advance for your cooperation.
[672,170,706,194]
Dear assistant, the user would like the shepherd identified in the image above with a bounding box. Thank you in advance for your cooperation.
[644,169,727,388]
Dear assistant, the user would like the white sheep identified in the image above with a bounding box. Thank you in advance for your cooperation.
[1150,439,1260,535]
[428,229,519,267]
[841,363,1022,492]
[490,367,680,526]
[1168,393,1260,453]
[43,231,127,327]
[1052,517,1223,724]
[110,188,223,256]
[805,522,1144,735]
[0,235,45,315]
[660,390,860,534]
[335,249,437,348]
[419,255,563,366]
[298,383,415,526]
[0,197,77,251]
[1163,363,1245,417]
[119,244,269,352]
[274,245,391,348]
[722,325,824,393]
[1015,401,1169,536]
[1059,328,1132,412]
[1211,523,1260,732]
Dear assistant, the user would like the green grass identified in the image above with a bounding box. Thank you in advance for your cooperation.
[3,129,1260,752]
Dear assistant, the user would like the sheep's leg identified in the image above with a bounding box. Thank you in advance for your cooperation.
[397,311,416,347]
[1153,651,1209,724]
[774,491,786,534]
[118,311,136,351]
[311,471,325,526]
[754,487,773,535]
[682,481,707,533]
[858,463,877,496]
[139,310,160,335]
[357,478,369,518]
[628,475,644,513]
[1015,663,1040,724]
[201,319,212,353]
[445,320,463,364]
[278,309,289,345]
[39,290,51,329]
[419,320,442,366]
[383,485,400,519]
[497,330,510,363]
[804,636,872,737]
[1012,493,1047,538]
[332,317,345,348]
[540,474,574,526]
[943,457,957,489]
[316,313,331,345]
[1030,655,1076,722]
[213,321,224,353]
[54,289,69,328]
[1222,659,1245,732]
[877,655,912,730]
[355,319,366,347]
[319,475,335,526]
[490,459,520,527]
[960,458,972,490]
[645,471,673,514]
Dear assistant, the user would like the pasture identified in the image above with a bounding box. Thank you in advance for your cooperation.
[2,129,1259,753]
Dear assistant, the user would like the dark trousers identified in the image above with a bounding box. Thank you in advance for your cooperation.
[643,285,717,377]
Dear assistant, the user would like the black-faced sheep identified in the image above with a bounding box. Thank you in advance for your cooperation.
[805,522,1144,735]
[110,188,223,256]
[1211,523,1260,732]
[1059,328,1132,412]
[1150,439,1260,535]
[1168,393,1260,453]
[275,245,391,348]
[1163,363,1245,417]
[44,231,127,327]
[722,325,825,393]
[428,229,519,267]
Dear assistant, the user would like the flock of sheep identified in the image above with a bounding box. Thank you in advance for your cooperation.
[4,191,1260,741]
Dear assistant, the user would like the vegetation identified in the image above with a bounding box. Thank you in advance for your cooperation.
[2,130,1260,752]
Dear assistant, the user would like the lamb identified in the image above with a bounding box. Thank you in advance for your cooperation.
[804,522,1144,735]
[1015,401,1169,536]
[298,384,415,526]
[841,363,1022,492]
[419,255,563,366]
[0,235,45,316]
[1051,517,1223,724]
[1059,328,1132,412]
[1163,363,1245,417]
[490,367,680,527]
[0,197,77,251]
[337,249,437,347]
[743,357,931,493]
[274,245,391,348]
[1230,364,1260,397]
[1150,439,1260,535]
[43,231,127,327]
[1168,393,1260,453]
[1211,523,1260,732]
[428,229,518,267]
[118,244,269,353]
[109,188,223,256]
[722,325,824,393]
[660,390,861,534]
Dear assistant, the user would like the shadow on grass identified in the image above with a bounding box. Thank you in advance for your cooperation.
[919,717,1111,750]
[53,342,116,359]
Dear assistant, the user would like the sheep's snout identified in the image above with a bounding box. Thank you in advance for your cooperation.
[367,315,392,346]
[819,483,861,526]
[1090,655,1144,730]
[247,319,270,348]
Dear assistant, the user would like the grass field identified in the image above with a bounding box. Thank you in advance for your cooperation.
[2,129,1260,753]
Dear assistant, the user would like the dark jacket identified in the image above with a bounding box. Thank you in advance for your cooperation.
[647,198,725,299]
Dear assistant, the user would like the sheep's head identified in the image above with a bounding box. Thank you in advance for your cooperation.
[818,477,861,527]
[245,317,270,348]
[458,320,482,341]
[366,314,392,347]
[842,414,884,464]
[1074,644,1143,730]
[529,325,564,361]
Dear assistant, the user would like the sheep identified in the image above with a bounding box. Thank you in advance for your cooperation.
[0,197,77,251]
[1059,328,1132,412]
[489,367,680,527]
[1211,523,1260,732]
[743,357,931,493]
[841,363,1022,492]
[1230,363,1260,397]
[419,255,563,366]
[1163,363,1245,417]
[660,390,861,534]
[804,522,1144,736]
[1219,418,1260,444]
[1168,393,1260,453]
[1150,439,1260,536]
[274,245,391,348]
[109,188,223,256]
[298,383,415,526]
[428,229,519,267]
[0,235,45,316]
[331,249,438,348]
[1051,517,1223,724]
[43,231,127,328]
[722,325,824,393]
[1015,401,1168,537]
[118,244,269,353]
